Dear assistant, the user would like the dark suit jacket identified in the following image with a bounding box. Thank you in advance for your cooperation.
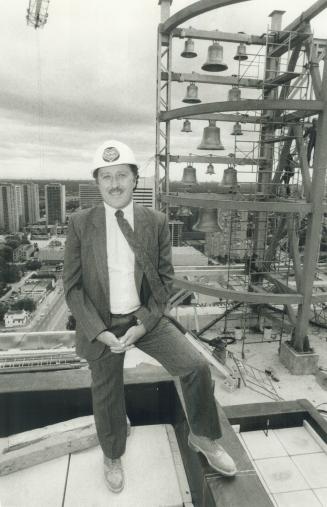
[63,202,174,360]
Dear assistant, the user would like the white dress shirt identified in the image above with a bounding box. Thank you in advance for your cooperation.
[104,201,141,314]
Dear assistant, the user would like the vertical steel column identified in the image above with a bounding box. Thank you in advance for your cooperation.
[254,12,285,268]
[155,26,163,210]
[293,55,327,351]
[165,34,173,212]
[155,0,172,211]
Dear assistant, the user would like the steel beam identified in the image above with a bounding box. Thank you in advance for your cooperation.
[160,99,323,121]
[162,71,262,88]
[305,35,323,100]
[269,1,327,58]
[160,0,249,35]
[283,0,327,34]
[160,154,264,165]
[294,124,312,202]
[173,27,267,45]
[269,32,311,59]
[287,216,303,291]
[182,113,264,124]
[160,193,312,213]
[293,54,327,351]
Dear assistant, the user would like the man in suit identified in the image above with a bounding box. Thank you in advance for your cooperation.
[63,140,236,494]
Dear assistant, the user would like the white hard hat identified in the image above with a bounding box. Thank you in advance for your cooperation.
[92,139,139,177]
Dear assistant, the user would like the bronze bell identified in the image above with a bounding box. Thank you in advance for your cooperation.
[182,82,201,103]
[177,206,192,217]
[181,38,197,58]
[181,164,197,185]
[228,85,241,101]
[198,120,224,150]
[206,162,215,175]
[231,122,243,135]
[181,119,192,132]
[193,208,223,233]
[222,166,238,186]
[234,42,248,61]
[201,41,228,72]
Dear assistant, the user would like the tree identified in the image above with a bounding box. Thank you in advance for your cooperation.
[5,240,20,251]
[0,245,13,263]
[0,302,9,321]
[11,298,36,312]
[0,301,10,320]
[4,265,21,283]
[25,259,42,270]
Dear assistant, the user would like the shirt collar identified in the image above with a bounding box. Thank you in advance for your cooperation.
[104,199,134,222]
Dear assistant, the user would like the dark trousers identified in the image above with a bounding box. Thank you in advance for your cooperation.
[88,316,222,458]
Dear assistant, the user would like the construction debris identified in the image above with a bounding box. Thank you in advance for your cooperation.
[0,415,98,476]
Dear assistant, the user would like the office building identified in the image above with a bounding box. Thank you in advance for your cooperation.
[0,184,20,233]
[133,177,155,208]
[169,220,184,246]
[79,183,102,209]
[45,184,66,225]
[22,183,40,224]
[14,185,24,227]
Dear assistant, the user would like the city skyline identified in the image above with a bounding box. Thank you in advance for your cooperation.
[1,1,327,183]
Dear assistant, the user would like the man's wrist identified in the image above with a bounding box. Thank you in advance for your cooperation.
[135,321,146,336]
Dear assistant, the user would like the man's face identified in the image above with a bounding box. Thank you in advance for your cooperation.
[97,164,136,209]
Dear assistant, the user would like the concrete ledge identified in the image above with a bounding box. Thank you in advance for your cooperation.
[316,369,327,391]
[279,341,319,375]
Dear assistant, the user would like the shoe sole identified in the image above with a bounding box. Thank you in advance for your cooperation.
[104,472,125,494]
[105,482,124,494]
[188,438,236,477]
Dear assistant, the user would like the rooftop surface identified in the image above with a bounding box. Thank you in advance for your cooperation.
[0,323,326,507]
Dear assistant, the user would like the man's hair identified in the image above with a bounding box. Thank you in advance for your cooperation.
[94,164,139,190]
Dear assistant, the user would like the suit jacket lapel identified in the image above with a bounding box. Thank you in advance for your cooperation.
[91,204,110,303]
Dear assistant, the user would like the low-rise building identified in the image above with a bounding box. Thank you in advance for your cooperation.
[172,246,208,266]
[4,309,29,328]
[13,244,34,262]
[38,246,65,264]
[20,278,54,301]
[30,225,50,240]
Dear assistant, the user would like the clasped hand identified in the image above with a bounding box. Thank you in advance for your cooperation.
[97,324,146,354]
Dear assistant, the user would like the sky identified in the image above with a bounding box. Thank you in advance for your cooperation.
[1,0,327,182]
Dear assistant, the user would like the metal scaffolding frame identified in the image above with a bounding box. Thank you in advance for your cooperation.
[156,0,327,353]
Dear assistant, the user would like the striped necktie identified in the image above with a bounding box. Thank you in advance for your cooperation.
[115,209,169,304]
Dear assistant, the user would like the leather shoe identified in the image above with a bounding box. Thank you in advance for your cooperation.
[103,456,124,493]
[188,433,237,477]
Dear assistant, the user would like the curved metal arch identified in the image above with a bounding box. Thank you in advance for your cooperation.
[173,277,303,305]
[160,99,323,121]
[160,0,249,35]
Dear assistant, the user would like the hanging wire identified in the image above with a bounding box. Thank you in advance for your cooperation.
[36,29,45,176]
